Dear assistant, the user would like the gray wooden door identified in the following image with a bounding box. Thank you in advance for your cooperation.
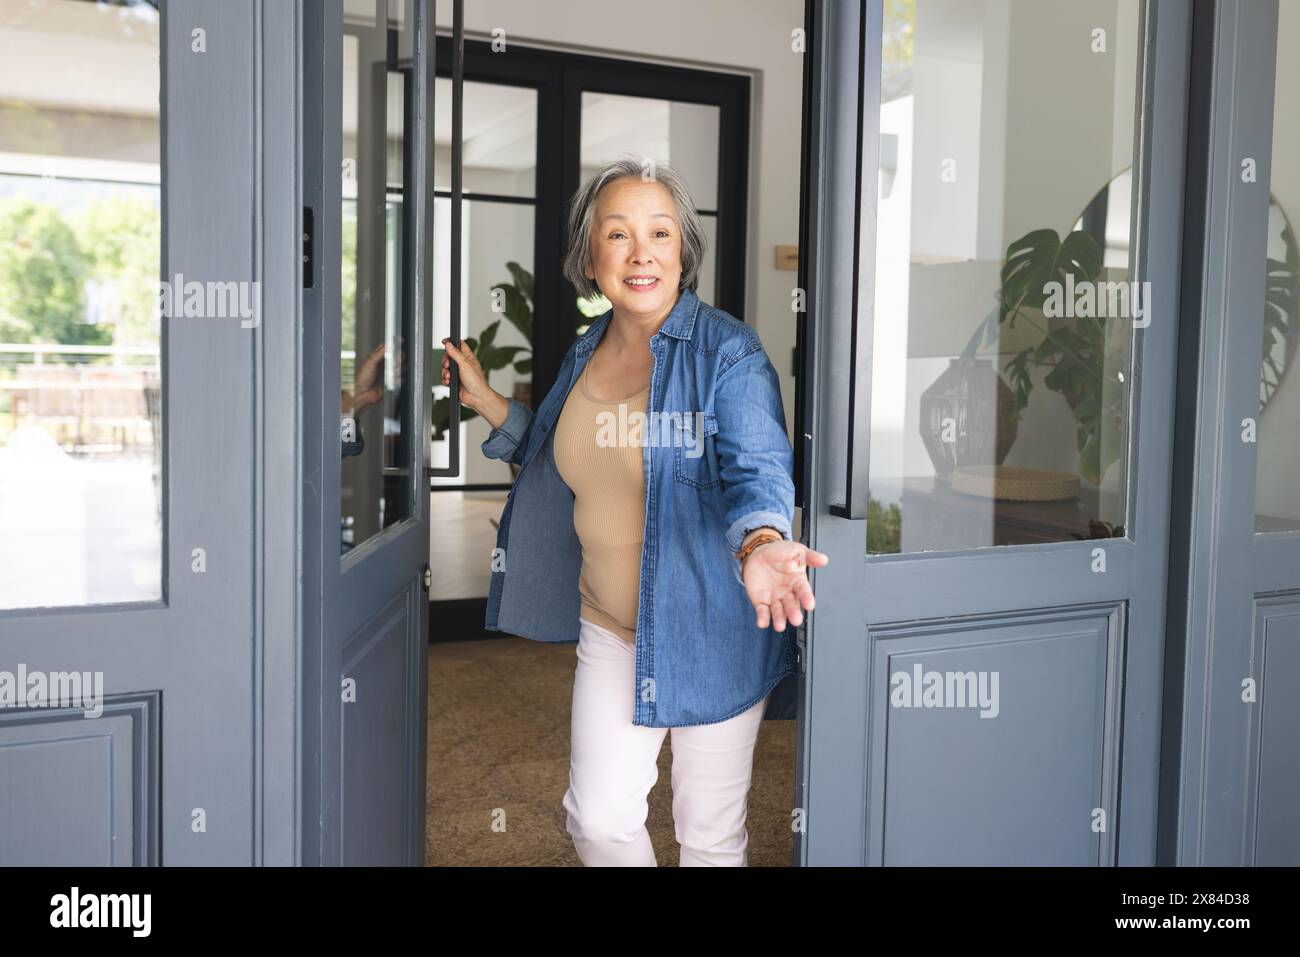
[1171,0,1300,866]
[795,0,1192,865]
[301,0,434,865]
[0,0,261,865]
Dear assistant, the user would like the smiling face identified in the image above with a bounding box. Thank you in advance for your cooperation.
[584,176,683,321]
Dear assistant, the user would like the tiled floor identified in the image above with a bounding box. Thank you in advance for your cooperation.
[429,491,507,602]
[425,636,797,867]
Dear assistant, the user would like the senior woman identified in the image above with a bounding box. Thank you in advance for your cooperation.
[441,157,828,867]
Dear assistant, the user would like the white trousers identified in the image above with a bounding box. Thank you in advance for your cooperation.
[562,617,768,866]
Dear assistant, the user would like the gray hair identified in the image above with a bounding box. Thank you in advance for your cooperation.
[562,155,709,300]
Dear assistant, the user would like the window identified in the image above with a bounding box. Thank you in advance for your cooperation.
[0,0,162,609]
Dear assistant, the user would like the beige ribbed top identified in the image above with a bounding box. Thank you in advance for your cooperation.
[553,357,650,644]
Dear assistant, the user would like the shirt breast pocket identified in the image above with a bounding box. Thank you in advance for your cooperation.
[671,411,720,490]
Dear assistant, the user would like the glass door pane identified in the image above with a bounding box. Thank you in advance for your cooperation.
[867,0,1142,555]
[1254,0,1300,534]
[429,77,538,603]
[340,0,414,554]
[0,0,162,609]
[432,77,536,198]
[430,79,537,478]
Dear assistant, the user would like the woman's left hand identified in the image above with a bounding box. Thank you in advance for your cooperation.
[742,540,829,632]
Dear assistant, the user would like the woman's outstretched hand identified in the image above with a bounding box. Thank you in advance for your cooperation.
[742,540,830,632]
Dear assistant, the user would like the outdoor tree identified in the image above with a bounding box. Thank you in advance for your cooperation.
[0,196,106,351]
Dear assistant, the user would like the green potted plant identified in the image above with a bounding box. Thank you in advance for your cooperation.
[431,261,534,442]
[959,227,1124,486]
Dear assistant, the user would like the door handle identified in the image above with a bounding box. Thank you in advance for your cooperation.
[425,0,464,479]
[825,0,878,521]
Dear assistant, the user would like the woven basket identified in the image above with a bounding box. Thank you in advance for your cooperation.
[950,465,1081,502]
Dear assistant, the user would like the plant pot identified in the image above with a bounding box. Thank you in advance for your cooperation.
[918,357,1019,477]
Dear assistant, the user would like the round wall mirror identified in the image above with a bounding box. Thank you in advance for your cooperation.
[1075,168,1299,412]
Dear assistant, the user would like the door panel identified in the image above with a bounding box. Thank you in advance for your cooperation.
[340,584,422,864]
[1247,0,1300,866]
[1250,597,1300,865]
[1176,0,1300,866]
[0,0,258,865]
[302,0,432,866]
[798,0,1190,865]
[869,607,1123,865]
[0,700,153,866]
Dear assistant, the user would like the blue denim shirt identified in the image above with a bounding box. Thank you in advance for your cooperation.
[480,287,797,728]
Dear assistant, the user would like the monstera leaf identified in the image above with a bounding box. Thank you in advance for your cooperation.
[1262,222,1300,411]
[959,228,1124,483]
[954,207,1298,488]
[432,263,535,437]
[493,261,534,344]
[999,228,1103,323]
[962,229,1103,365]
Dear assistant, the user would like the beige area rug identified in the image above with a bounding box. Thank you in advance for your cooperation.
[425,636,796,867]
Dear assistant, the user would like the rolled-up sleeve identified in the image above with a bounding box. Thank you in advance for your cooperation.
[480,396,534,465]
[712,341,795,585]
